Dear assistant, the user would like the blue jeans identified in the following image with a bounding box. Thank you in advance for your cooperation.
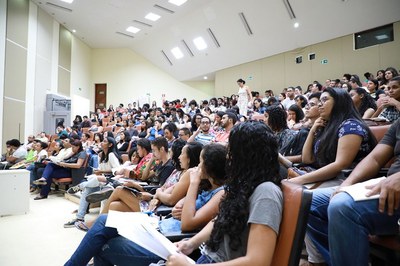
[307,188,400,266]
[76,186,100,220]
[197,254,215,264]
[65,214,161,266]
[40,162,71,196]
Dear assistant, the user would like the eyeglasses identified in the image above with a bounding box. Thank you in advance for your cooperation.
[201,121,210,125]
[305,102,318,108]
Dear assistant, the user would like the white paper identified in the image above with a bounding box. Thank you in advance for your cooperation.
[341,177,386,201]
[105,211,195,263]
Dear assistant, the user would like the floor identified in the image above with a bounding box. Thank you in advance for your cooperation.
[0,191,98,266]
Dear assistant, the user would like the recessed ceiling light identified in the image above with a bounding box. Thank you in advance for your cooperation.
[72,29,76,33]
[171,47,184,59]
[193,37,207,50]
[126,26,141,34]
[60,0,74,3]
[145,12,161,21]
[168,0,187,6]
[203,76,208,80]
[294,22,299,28]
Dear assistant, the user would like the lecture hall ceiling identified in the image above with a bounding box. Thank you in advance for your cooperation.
[31,0,400,81]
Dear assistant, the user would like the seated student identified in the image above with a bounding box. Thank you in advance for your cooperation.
[4,139,27,166]
[213,112,237,145]
[28,141,48,192]
[188,116,215,146]
[178,127,191,142]
[32,139,86,200]
[102,139,202,213]
[65,143,228,266]
[264,105,297,154]
[167,121,283,265]
[287,104,305,130]
[283,93,321,162]
[146,119,164,141]
[304,118,400,266]
[371,76,400,122]
[63,137,122,228]
[288,88,376,186]
[349,87,377,119]
[163,122,177,148]
[117,131,131,153]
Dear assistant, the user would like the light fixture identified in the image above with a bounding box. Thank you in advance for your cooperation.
[171,47,184,59]
[168,0,187,6]
[126,26,141,34]
[193,37,207,50]
[60,0,74,3]
[145,12,161,21]
[294,22,299,28]
[375,34,389,40]
[72,29,76,33]
[203,76,208,80]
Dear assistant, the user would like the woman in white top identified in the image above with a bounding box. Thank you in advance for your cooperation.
[237,78,252,116]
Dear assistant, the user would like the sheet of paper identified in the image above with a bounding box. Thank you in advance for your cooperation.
[105,211,194,263]
[341,177,386,201]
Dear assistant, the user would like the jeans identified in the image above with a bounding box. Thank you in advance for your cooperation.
[65,214,161,266]
[27,164,35,185]
[307,187,400,266]
[76,186,100,220]
[40,162,71,196]
[197,254,215,264]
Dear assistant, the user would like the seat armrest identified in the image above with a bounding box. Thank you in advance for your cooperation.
[155,205,173,216]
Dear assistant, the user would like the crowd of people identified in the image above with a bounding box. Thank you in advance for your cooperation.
[1,66,400,266]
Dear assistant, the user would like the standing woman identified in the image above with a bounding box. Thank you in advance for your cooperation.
[168,121,283,265]
[237,78,252,116]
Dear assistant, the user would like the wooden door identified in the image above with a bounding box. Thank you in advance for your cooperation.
[95,84,107,111]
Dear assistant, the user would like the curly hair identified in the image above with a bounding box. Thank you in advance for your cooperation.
[265,105,288,132]
[206,121,280,252]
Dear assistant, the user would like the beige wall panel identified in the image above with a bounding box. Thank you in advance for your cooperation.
[341,35,380,78]
[238,60,263,93]
[309,38,343,84]
[36,8,53,60]
[2,98,25,144]
[284,46,313,90]
[58,67,70,96]
[260,54,285,95]
[378,22,400,69]
[182,81,215,99]
[58,25,71,70]
[214,66,244,97]
[4,41,27,100]
[6,0,28,47]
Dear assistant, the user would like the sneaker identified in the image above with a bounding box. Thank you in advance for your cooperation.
[33,179,47,185]
[67,185,81,195]
[64,218,83,228]
[85,188,114,203]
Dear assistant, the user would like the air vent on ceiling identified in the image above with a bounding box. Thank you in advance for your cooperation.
[115,32,134,38]
[161,50,173,66]
[181,40,194,57]
[207,28,220,48]
[133,20,153,27]
[45,2,72,12]
[238,12,253,35]
[282,0,296,19]
[154,5,174,14]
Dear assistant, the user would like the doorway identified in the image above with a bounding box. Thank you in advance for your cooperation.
[95,83,107,112]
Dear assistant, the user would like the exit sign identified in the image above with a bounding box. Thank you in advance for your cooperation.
[320,59,328,64]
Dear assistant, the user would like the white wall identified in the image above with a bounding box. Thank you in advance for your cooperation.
[91,48,213,108]
[70,36,92,119]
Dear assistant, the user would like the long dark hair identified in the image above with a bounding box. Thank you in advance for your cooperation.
[185,142,203,169]
[315,88,375,166]
[351,87,377,116]
[207,121,280,252]
[170,139,186,171]
[100,137,122,163]
[265,105,288,132]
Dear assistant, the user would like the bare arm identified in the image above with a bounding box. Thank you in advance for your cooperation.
[169,223,277,266]
[60,157,85,169]
[301,118,326,164]
[290,134,363,185]
[155,170,190,206]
